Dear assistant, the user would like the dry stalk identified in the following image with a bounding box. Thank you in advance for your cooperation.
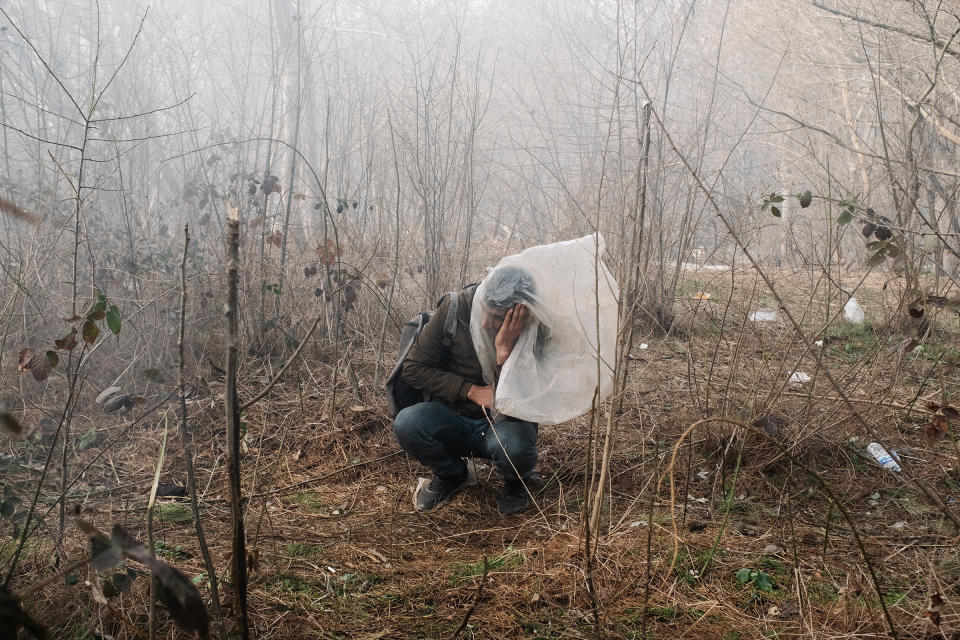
[225,209,249,639]
[146,414,168,640]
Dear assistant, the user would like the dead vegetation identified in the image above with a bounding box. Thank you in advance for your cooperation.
[4,263,960,640]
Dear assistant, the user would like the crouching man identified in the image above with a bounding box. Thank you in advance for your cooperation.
[393,267,539,515]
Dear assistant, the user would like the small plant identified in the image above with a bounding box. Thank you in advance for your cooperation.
[735,567,775,601]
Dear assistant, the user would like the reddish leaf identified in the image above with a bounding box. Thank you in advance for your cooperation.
[315,238,341,266]
[926,402,942,412]
[55,327,79,351]
[265,232,282,248]
[927,414,949,437]
[82,320,99,345]
[375,273,392,289]
[63,315,82,323]
[927,592,943,627]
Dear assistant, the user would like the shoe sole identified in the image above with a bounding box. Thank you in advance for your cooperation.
[412,462,479,511]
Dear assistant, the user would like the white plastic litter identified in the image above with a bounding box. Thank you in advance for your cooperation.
[843,297,865,324]
[471,234,618,424]
[788,372,811,384]
[814,340,824,347]
[638,343,649,350]
[749,308,777,322]
[867,442,901,472]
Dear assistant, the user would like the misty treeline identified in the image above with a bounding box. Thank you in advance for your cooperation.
[2,0,959,341]
[1,0,960,636]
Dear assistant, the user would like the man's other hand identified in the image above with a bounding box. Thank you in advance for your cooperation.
[495,303,529,365]
[466,384,494,408]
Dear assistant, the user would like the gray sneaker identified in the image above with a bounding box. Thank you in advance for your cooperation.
[414,471,471,511]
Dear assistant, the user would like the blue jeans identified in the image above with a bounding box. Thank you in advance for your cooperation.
[393,402,538,482]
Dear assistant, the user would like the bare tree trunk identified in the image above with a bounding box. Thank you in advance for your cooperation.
[225,211,249,639]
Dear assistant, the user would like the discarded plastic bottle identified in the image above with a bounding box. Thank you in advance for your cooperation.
[867,442,901,472]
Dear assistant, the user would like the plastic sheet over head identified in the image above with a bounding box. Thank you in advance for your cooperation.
[470,234,619,424]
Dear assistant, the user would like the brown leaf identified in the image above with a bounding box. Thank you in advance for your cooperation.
[62,315,81,323]
[315,238,342,266]
[28,351,58,382]
[17,348,34,373]
[0,411,23,434]
[926,402,942,412]
[927,414,949,438]
[55,327,78,351]
[82,320,99,344]
[0,195,39,225]
[943,405,959,419]
[265,232,282,247]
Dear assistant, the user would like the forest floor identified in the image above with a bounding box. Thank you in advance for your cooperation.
[6,265,960,639]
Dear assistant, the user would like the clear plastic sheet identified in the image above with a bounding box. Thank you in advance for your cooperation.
[470,234,618,424]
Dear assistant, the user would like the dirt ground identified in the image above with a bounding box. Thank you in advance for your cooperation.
[6,265,960,639]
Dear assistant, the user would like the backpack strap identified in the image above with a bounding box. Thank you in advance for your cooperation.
[441,291,459,351]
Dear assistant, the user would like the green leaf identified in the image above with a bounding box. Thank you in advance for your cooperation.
[799,190,812,208]
[771,205,781,218]
[82,320,99,345]
[88,291,108,321]
[106,305,121,335]
[753,571,774,592]
[769,194,784,203]
[143,368,165,383]
[0,499,14,518]
[734,568,753,585]
[837,209,853,225]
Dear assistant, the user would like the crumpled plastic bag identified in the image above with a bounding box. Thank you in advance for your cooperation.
[843,297,864,324]
[469,234,618,424]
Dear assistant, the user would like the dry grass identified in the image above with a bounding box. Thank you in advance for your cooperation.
[4,266,960,639]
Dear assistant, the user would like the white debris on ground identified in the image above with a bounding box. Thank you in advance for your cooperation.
[749,308,777,322]
[789,372,812,384]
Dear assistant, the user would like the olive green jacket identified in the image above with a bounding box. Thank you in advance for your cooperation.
[401,286,487,418]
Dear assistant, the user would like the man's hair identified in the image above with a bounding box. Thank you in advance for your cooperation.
[483,265,535,309]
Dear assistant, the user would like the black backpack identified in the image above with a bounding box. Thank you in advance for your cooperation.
[385,290,462,418]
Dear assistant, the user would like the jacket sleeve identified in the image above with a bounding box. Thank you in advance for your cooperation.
[401,297,474,405]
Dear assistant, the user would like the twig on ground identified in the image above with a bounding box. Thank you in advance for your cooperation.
[451,555,487,639]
